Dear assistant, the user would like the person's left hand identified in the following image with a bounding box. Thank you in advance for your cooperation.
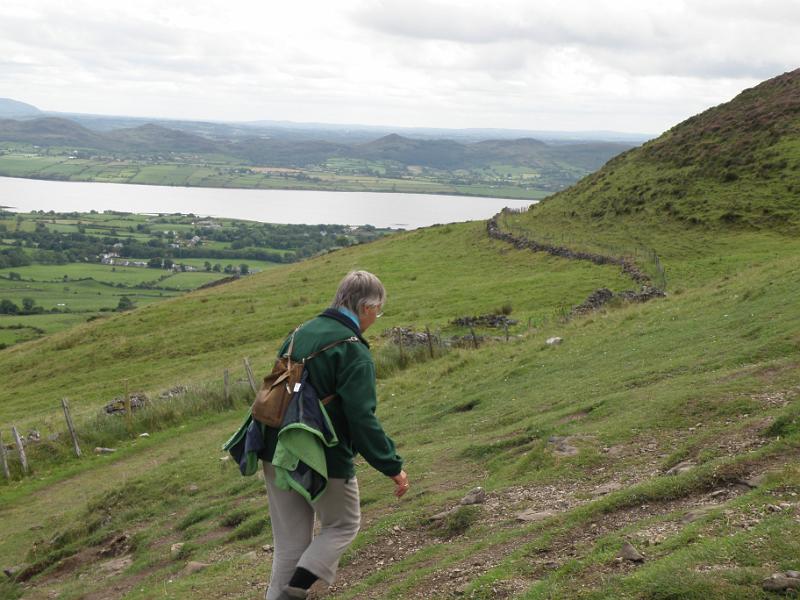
[391,470,409,498]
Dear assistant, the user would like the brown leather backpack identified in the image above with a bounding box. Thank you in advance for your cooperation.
[251,327,359,427]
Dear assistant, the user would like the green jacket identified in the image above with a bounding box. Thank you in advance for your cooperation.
[261,309,403,479]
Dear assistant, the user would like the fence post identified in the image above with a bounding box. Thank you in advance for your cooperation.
[0,432,10,480]
[504,322,509,342]
[123,378,132,434]
[61,398,82,458]
[11,426,28,475]
[224,369,230,401]
[425,326,434,359]
[243,358,257,394]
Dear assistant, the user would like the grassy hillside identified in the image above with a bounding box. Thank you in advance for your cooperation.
[0,221,631,427]
[1,71,800,599]
[0,208,798,599]
[528,68,800,232]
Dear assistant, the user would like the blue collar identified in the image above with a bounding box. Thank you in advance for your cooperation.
[337,307,361,329]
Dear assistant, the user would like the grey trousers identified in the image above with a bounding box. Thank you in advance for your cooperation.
[263,463,361,600]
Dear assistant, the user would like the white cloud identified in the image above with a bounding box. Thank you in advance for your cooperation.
[0,0,796,133]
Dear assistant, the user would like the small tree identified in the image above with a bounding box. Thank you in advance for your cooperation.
[212,263,221,272]
[21,297,36,313]
[204,261,212,272]
[239,263,249,275]
[0,299,19,314]
[148,257,162,269]
[117,296,135,311]
[8,272,21,281]
[223,264,234,274]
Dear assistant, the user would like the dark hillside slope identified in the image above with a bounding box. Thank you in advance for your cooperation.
[532,68,800,231]
[0,117,107,148]
[104,123,220,153]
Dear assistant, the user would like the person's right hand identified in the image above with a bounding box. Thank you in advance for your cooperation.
[391,470,409,498]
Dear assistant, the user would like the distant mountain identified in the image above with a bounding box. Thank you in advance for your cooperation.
[0,116,638,180]
[104,123,220,153]
[0,117,106,147]
[535,68,800,231]
[354,134,469,169]
[0,98,42,118]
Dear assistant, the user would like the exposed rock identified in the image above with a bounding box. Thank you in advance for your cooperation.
[138,432,150,438]
[243,551,258,561]
[104,392,148,415]
[187,484,200,494]
[546,337,563,346]
[430,508,457,521]
[572,288,614,314]
[99,533,130,557]
[787,571,800,579]
[681,505,717,524]
[548,436,579,456]
[736,474,765,489]
[170,543,185,558]
[3,565,25,580]
[99,556,133,575]
[159,385,188,399]
[516,509,556,522]
[762,573,800,592]
[766,504,783,512]
[665,460,696,475]
[382,326,439,347]
[452,314,517,329]
[593,482,623,496]
[183,561,210,575]
[262,544,274,553]
[94,447,117,454]
[618,541,645,562]
[460,487,487,505]
[619,287,667,303]
[26,430,41,443]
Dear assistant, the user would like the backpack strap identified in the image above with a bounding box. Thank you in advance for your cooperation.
[304,336,360,362]
[284,326,301,370]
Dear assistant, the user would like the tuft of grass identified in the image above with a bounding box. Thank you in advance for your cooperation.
[177,507,217,531]
[227,515,267,541]
[220,508,254,528]
[438,505,482,537]
[373,341,446,379]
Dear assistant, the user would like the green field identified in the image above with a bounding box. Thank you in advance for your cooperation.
[0,211,797,599]
[0,153,551,200]
[0,211,387,346]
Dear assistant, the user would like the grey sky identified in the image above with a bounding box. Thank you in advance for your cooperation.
[1,0,798,134]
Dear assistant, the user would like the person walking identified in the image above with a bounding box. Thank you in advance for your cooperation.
[261,270,409,600]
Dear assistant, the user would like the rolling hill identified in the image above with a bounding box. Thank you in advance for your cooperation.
[0,116,635,171]
[528,68,800,232]
[0,98,42,119]
[1,70,799,600]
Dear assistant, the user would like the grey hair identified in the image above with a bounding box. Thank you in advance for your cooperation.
[331,270,386,313]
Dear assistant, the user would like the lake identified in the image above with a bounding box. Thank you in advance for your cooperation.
[0,177,534,229]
